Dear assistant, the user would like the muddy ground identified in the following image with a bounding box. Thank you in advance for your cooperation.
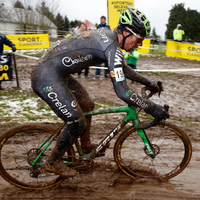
[0,54,200,200]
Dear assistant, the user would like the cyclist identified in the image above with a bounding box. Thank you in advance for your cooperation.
[31,6,169,177]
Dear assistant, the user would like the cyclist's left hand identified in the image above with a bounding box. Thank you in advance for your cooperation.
[147,81,163,97]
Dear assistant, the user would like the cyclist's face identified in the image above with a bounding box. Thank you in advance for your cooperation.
[123,34,143,52]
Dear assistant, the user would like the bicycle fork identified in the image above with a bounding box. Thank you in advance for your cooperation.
[134,120,155,158]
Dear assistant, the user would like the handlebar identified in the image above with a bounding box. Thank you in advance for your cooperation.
[136,119,156,130]
[136,83,169,130]
[136,104,169,130]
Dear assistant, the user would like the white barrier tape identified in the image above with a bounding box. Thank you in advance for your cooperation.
[135,68,200,72]
[12,52,39,60]
[12,53,200,72]
[90,67,200,72]
[168,49,200,53]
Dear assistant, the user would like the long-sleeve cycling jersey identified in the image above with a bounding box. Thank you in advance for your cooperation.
[31,28,155,157]
[34,28,153,113]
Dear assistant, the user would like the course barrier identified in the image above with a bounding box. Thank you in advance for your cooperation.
[4,34,50,50]
[7,51,200,88]
[166,40,200,61]
[12,52,200,72]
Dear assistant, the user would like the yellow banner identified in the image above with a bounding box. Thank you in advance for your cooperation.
[166,40,200,61]
[4,34,50,50]
[107,0,134,30]
[137,39,151,54]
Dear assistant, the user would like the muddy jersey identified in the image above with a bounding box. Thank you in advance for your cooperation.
[38,28,121,76]
[31,28,154,158]
[32,28,151,122]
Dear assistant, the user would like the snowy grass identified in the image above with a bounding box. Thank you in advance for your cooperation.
[0,88,61,124]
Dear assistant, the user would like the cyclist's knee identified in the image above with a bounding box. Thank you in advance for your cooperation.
[79,98,95,112]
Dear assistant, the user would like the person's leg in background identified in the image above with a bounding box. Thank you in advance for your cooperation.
[104,62,109,77]
[84,67,89,76]
[95,64,101,77]
[78,71,82,76]
[128,64,136,70]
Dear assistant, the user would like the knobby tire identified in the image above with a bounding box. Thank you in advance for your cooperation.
[0,124,75,190]
[114,121,192,180]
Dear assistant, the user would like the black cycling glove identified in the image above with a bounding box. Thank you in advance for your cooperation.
[147,81,163,96]
[145,104,170,122]
[12,45,16,52]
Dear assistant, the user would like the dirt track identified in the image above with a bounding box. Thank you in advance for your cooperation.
[0,55,200,199]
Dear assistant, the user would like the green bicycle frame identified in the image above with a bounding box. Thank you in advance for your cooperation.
[31,106,154,166]
[83,106,154,158]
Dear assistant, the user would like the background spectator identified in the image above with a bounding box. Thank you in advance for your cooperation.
[77,22,89,77]
[95,16,110,78]
[194,39,200,45]
[0,33,16,90]
[124,49,139,70]
[173,24,185,42]
[188,38,192,43]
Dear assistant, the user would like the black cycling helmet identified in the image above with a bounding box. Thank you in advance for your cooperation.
[118,6,151,37]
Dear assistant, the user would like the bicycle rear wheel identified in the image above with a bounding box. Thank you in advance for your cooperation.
[0,124,75,189]
[114,121,192,180]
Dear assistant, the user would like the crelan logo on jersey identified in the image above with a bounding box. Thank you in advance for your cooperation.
[43,86,73,118]
[114,47,123,66]
[43,86,53,92]
[62,55,93,67]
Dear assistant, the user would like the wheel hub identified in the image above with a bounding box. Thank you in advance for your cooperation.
[144,144,160,158]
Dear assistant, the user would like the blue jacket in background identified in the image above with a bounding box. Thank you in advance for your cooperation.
[0,33,14,54]
[97,23,110,29]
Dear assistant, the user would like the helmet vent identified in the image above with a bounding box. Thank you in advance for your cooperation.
[141,15,146,21]
[125,12,130,21]
[122,18,126,23]
[136,10,141,15]
[146,22,150,26]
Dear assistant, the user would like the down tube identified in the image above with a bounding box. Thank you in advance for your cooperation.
[92,118,129,157]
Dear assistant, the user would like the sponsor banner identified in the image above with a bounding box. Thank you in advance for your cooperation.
[166,40,200,61]
[4,34,50,50]
[107,0,134,30]
[137,39,151,54]
[0,53,12,81]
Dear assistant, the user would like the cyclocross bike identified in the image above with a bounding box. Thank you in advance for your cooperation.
[0,87,192,190]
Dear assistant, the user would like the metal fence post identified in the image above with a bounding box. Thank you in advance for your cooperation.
[12,53,20,88]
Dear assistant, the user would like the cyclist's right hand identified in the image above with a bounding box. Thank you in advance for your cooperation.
[146,104,170,122]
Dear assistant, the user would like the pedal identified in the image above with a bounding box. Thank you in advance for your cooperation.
[73,156,94,171]
[30,168,41,178]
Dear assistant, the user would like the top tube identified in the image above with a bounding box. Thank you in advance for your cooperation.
[84,106,138,121]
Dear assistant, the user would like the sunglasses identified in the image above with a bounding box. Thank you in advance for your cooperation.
[125,27,145,43]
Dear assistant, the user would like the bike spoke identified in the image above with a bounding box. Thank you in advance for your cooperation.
[114,122,192,180]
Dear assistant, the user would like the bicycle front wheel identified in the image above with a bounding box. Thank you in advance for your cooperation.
[114,121,192,180]
[0,124,75,190]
